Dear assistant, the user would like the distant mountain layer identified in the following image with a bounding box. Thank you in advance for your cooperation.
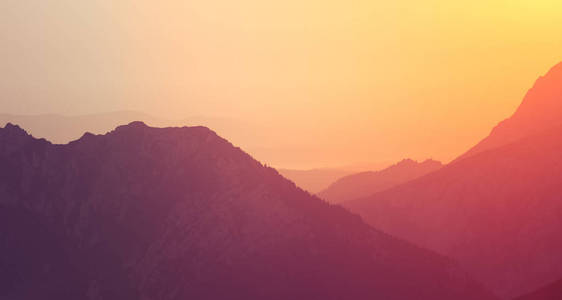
[318,159,442,203]
[0,122,496,300]
[344,62,562,299]
[277,168,353,193]
[515,279,562,300]
[345,126,562,298]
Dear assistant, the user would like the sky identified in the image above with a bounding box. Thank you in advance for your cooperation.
[1,0,562,168]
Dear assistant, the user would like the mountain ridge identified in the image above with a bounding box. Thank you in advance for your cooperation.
[318,158,442,203]
[456,61,562,161]
[0,122,497,300]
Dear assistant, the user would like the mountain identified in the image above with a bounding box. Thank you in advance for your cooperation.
[456,62,562,161]
[344,62,562,299]
[318,159,442,203]
[277,168,353,193]
[0,122,497,300]
[0,112,355,172]
[0,112,258,149]
[515,279,562,300]
[278,162,391,194]
[0,111,171,144]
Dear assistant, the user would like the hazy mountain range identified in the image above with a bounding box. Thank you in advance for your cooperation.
[0,111,259,148]
[0,112,385,177]
[317,159,442,203]
[0,122,496,300]
[2,61,562,299]
[0,111,175,144]
[344,62,562,298]
[0,112,392,194]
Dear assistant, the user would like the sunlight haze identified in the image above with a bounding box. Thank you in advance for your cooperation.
[2,0,562,168]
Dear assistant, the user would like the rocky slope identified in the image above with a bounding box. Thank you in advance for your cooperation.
[0,122,496,300]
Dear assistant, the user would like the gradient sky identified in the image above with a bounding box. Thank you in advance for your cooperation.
[1,0,562,168]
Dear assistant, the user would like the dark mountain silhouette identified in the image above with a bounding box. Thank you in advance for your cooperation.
[318,159,442,203]
[0,122,496,300]
[277,168,353,193]
[0,111,171,144]
[515,279,562,300]
[456,62,562,161]
[344,62,562,299]
[0,112,257,149]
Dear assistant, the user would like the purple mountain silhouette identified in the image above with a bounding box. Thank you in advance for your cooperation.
[0,122,496,300]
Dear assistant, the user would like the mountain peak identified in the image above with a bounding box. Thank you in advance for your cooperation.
[113,121,149,132]
[421,158,442,165]
[0,123,42,155]
[2,122,29,136]
[318,158,442,203]
[0,122,34,143]
[112,121,215,136]
[396,158,442,168]
[397,158,416,165]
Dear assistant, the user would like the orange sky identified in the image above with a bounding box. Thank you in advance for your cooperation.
[1,0,562,168]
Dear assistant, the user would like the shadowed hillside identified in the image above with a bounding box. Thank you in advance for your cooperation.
[344,62,562,299]
[0,122,496,300]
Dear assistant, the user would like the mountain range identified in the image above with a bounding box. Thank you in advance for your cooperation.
[344,62,562,299]
[0,111,172,144]
[318,159,442,203]
[0,122,496,300]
